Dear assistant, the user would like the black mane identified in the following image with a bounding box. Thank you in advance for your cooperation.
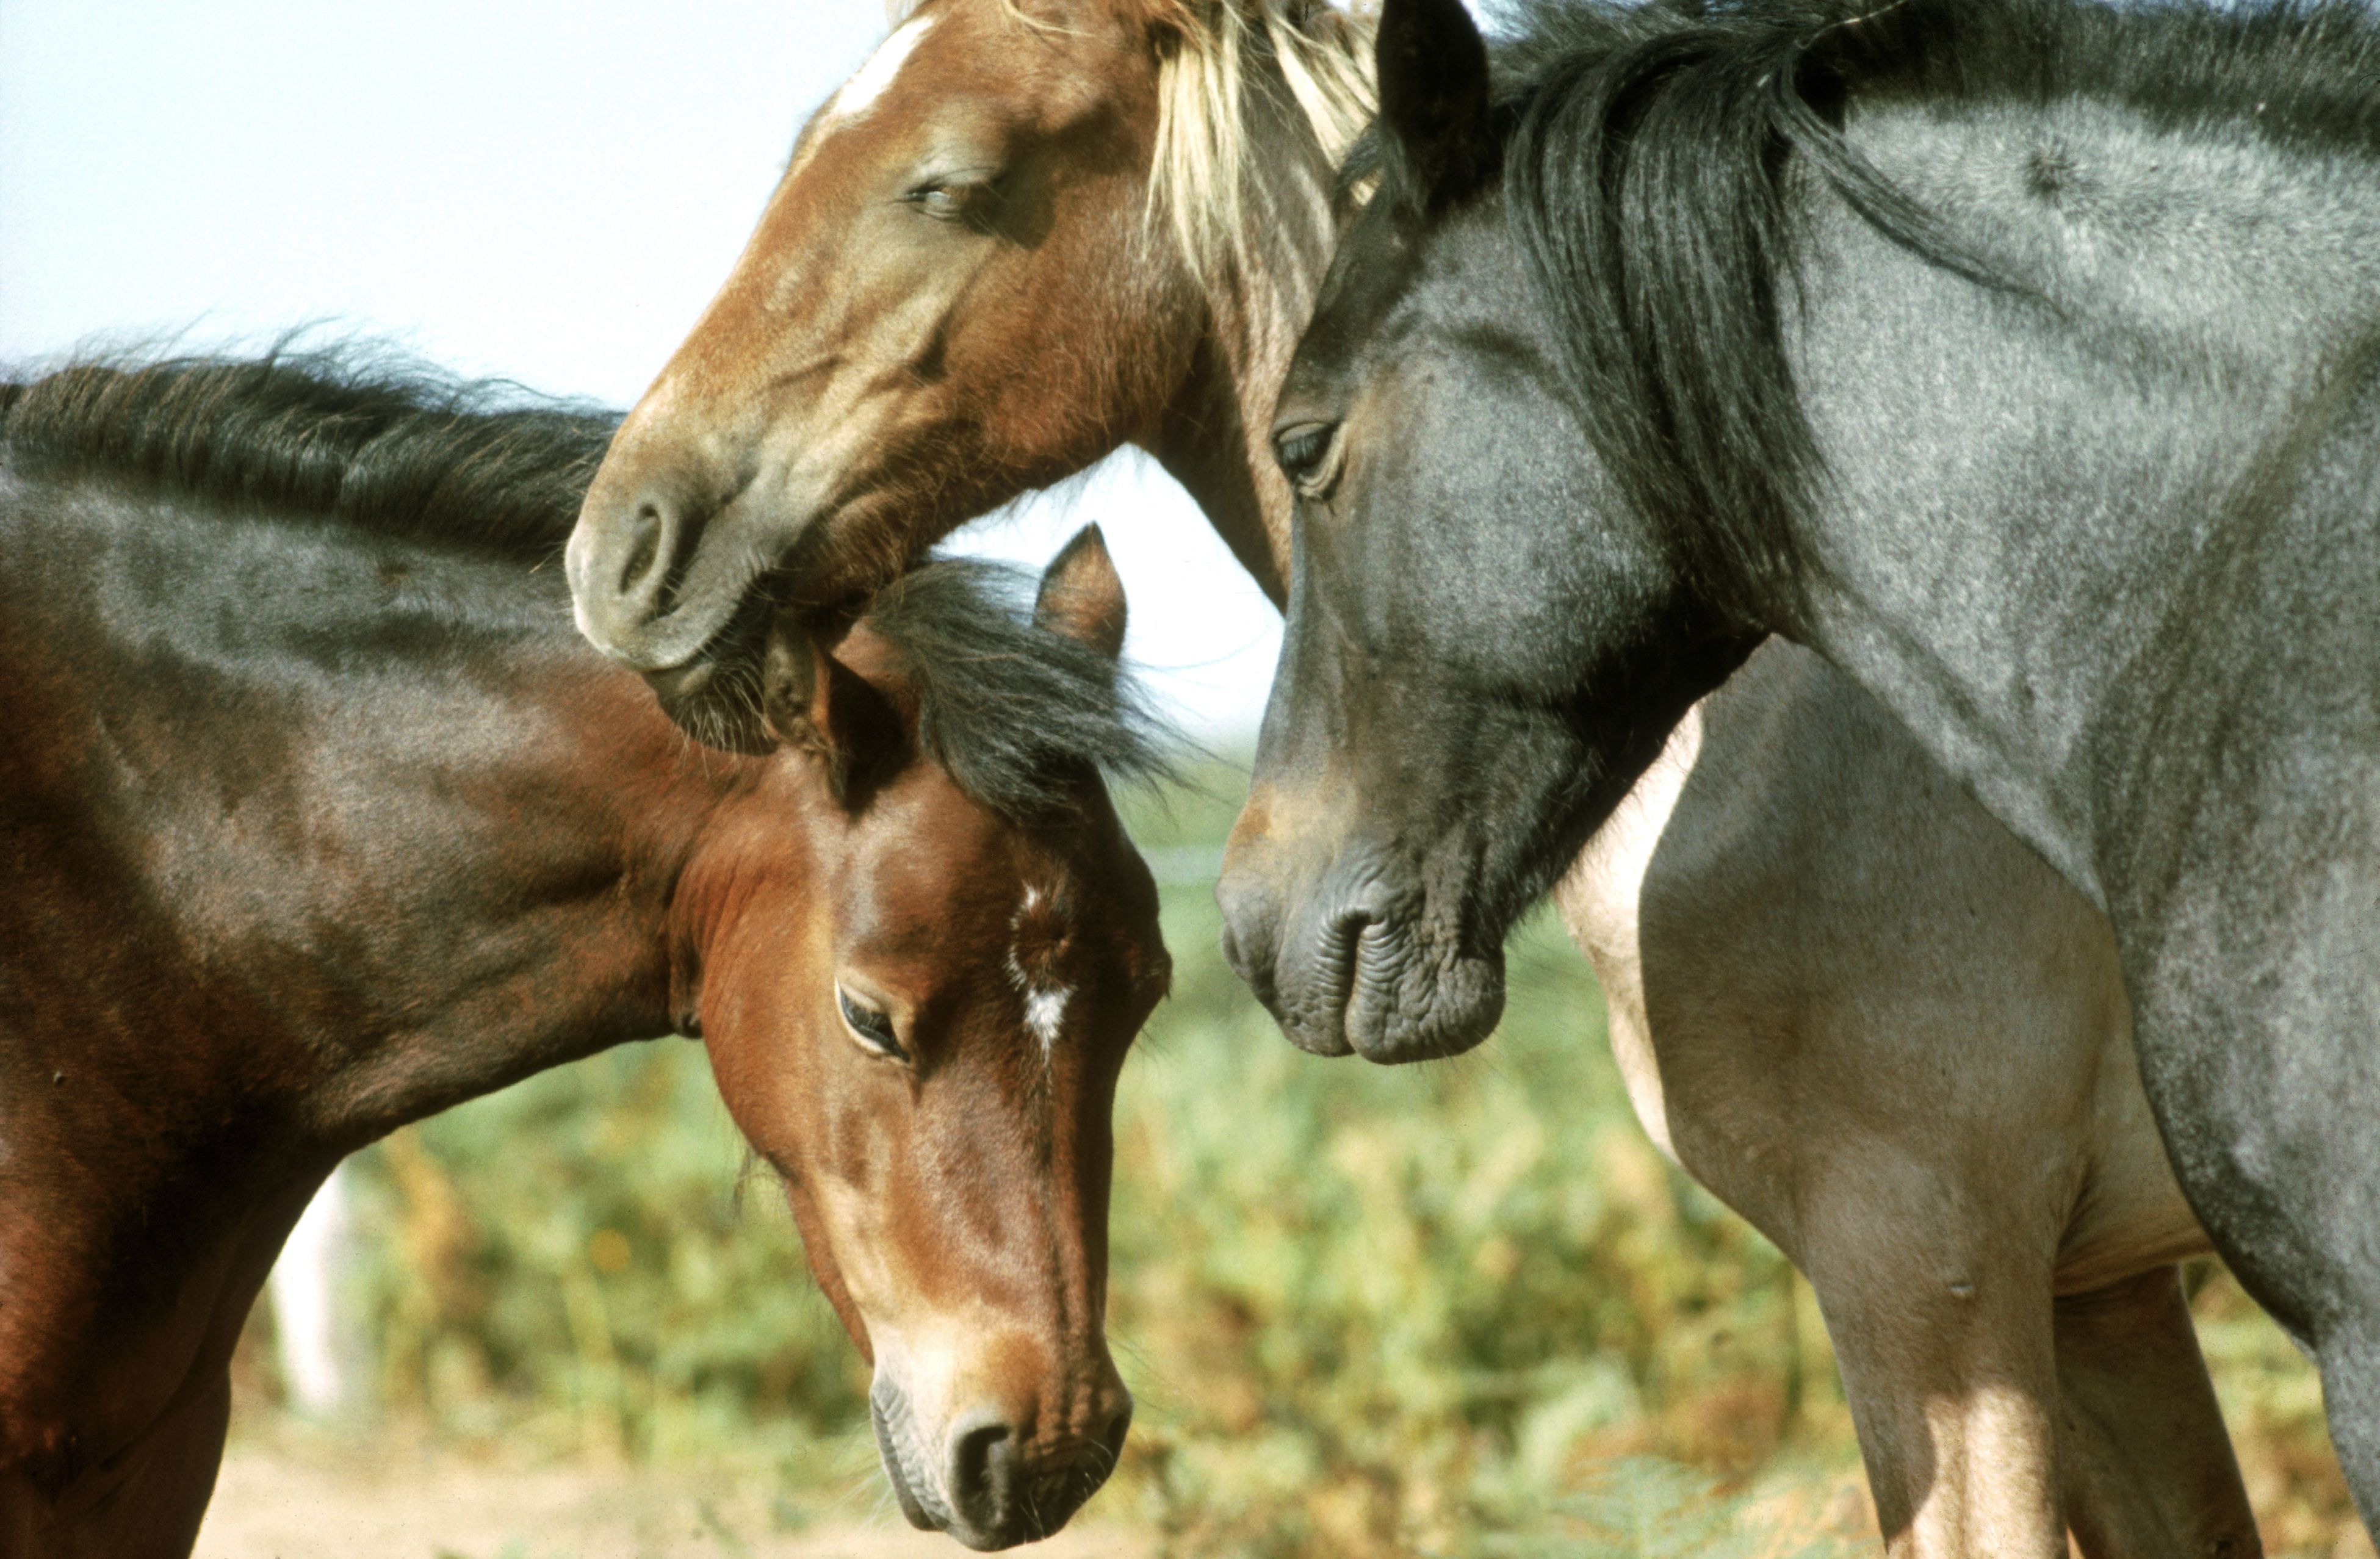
[1374,0,2380,619]
[0,348,1180,815]
[860,556,1182,818]
[0,345,619,561]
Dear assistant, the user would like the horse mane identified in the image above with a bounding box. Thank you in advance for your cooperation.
[1139,0,1376,293]
[0,348,1177,814]
[914,0,1372,297]
[860,555,1183,816]
[0,345,619,561]
[1394,0,2380,621]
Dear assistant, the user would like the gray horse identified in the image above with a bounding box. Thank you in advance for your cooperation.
[1221,0,2380,1547]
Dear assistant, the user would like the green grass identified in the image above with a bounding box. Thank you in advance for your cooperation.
[264,762,2357,1557]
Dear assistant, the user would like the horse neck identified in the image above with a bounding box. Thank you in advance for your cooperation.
[1141,43,1352,605]
[0,487,748,1153]
[1783,105,2380,911]
[0,484,765,1489]
[307,649,754,1140]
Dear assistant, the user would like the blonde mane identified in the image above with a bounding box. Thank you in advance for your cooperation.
[929,0,1371,300]
[1141,0,1377,291]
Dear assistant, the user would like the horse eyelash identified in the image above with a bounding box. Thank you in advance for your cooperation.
[905,171,1000,212]
[838,988,910,1061]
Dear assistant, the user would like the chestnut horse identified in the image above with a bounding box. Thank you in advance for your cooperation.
[565,0,1369,656]
[564,1,2259,1552]
[0,353,1170,1557]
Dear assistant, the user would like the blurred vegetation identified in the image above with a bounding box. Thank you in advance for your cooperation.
[238,763,2365,1557]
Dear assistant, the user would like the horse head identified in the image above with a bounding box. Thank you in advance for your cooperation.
[565,0,1371,670]
[684,528,1169,1548]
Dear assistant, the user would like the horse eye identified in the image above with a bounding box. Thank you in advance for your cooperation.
[837,987,909,1061]
[907,180,990,224]
[1273,421,1341,495]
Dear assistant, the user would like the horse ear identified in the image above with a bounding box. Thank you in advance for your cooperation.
[762,618,904,805]
[1034,525,1128,661]
[1377,0,1496,207]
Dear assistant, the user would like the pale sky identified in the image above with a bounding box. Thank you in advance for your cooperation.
[0,0,1282,741]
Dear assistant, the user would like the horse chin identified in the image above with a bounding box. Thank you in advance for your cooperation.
[643,659,773,755]
[1341,917,1505,1064]
[637,594,779,755]
[870,1378,951,1536]
[1261,901,1506,1062]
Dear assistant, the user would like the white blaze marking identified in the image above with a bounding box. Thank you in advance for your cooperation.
[1009,885,1071,1057]
[1023,985,1072,1052]
[825,16,933,127]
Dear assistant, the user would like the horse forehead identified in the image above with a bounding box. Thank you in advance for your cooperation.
[860,806,1018,918]
[812,1,1136,154]
[1006,879,1076,961]
[823,13,938,129]
[1307,207,1433,362]
[784,15,945,184]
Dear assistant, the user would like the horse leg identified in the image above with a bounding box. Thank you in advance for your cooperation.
[1801,1198,2068,1558]
[2319,1326,2380,1548]
[2108,834,2380,1544]
[2052,1266,2259,1559]
[23,1369,233,1559]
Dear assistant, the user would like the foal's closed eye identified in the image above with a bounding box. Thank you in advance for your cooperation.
[837,987,910,1062]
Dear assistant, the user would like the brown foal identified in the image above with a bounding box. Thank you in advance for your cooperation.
[0,355,1167,1556]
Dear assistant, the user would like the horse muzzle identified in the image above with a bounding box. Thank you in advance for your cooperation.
[1217,843,1504,1064]
[869,1370,1132,1551]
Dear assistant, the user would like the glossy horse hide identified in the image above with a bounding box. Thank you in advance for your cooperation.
[564,0,1371,663]
[568,0,2271,1550]
[0,355,1172,1557]
[1224,0,2380,1543]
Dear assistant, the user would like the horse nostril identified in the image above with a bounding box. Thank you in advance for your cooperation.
[947,1413,1020,1532]
[618,500,666,599]
[1332,907,1376,961]
[564,475,730,668]
[1098,1398,1133,1464]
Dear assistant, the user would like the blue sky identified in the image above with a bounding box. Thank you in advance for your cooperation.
[0,0,1282,741]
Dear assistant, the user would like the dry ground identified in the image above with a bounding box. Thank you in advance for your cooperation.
[193,1442,1147,1559]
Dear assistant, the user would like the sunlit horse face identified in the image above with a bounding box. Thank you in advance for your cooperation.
[569,0,1185,672]
[1216,0,1753,1063]
[692,535,1169,1549]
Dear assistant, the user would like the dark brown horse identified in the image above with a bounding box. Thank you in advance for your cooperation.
[0,353,1170,1557]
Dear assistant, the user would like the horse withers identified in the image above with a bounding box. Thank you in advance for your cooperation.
[0,353,1169,1556]
[1221,0,2380,1541]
